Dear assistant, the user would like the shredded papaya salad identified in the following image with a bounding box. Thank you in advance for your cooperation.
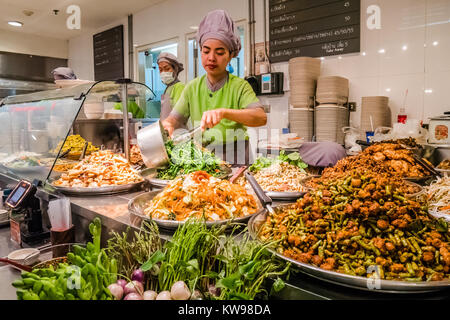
[144,171,259,221]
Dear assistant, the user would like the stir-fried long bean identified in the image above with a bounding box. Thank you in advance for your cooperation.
[259,170,450,281]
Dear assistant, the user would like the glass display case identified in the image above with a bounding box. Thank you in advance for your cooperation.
[0,80,155,184]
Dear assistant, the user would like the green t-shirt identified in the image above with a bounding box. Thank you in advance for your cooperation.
[173,74,259,144]
[167,82,185,106]
[114,100,145,118]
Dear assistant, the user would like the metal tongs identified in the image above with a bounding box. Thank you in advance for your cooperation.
[412,154,442,178]
[171,126,203,145]
[79,142,89,161]
[58,148,71,159]
[245,171,275,214]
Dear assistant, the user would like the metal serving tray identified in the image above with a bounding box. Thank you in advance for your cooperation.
[50,180,145,196]
[128,190,264,231]
[238,168,311,201]
[248,206,450,293]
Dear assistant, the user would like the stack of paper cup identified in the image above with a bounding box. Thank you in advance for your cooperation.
[316,76,349,104]
[288,57,321,108]
[360,96,391,133]
[289,107,314,141]
[315,104,349,144]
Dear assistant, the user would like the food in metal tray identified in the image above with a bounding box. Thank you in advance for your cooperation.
[144,171,258,221]
[258,170,450,282]
[52,150,143,188]
[1,152,44,168]
[129,144,144,166]
[52,134,98,156]
[236,151,309,192]
[52,159,79,172]
[323,142,431,179]
[437,159,450,171]
[427,176,450,214]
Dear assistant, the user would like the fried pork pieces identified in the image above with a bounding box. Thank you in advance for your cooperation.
[322,143,430,179]
[260,171,450,281]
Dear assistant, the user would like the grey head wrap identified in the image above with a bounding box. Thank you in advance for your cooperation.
[196,9,241,58]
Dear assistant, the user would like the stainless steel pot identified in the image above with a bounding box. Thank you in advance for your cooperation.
[136,120,169,168]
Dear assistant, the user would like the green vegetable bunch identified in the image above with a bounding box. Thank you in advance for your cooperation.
[13,218,117,300]
[249,150,308,173]
[156,141,223,180]
[212,233,290,300]
[138,220,290,300]
[107,221,162,291]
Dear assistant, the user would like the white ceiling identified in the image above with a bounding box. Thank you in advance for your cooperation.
[0,0,165,40]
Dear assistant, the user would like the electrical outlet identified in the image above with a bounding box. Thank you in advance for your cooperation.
[348,102,356,112]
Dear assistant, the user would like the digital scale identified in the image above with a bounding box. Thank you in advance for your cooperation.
[5,179,49,245]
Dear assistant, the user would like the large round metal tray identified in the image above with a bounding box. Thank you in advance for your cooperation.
[49,180,145,196]
[146,165,232,188]
[265,190,308,200]
[238,168,311,201]
[248,207,450,293]
[128,190,263,231]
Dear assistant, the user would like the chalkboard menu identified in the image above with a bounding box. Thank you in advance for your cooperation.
[93,25,124,81]
[269,0,360,63]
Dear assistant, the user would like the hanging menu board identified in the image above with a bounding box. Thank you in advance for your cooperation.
[269,0,360,63]
[93,25,124,81]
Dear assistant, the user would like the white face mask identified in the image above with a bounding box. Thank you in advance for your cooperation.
[160,72,175,85]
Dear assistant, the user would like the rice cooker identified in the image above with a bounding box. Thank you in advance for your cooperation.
[428,112,450,144]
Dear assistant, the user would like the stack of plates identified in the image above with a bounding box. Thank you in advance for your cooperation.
[316,76,349,104]
[360,96,390,132]
[289,57,321,108]
[315,105,349,144]
[289,108,314,141]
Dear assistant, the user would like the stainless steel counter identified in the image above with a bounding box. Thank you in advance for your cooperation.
[1,170,450,300]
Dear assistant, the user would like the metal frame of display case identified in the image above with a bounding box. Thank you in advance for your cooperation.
[0,79,155,185]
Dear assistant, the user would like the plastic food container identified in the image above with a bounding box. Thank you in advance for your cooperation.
[7,248,40,266]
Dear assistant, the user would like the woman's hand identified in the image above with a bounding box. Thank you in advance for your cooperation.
[161,119,175,137]
[201,108,226,130]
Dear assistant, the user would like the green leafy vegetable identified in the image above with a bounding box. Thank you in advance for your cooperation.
[156,140,224,179]
[249,150,308,173]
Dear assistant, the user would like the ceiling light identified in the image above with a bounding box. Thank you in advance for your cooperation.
[402,45,408,51]
[320,57,324,60]
[424,89,433,93]
[338,56,342,59]
[378,49,385,54]
[8,21,23,27]
[189,26,198,30]
[361,52,366,56]
[433,41,439,46]
[385,88,391,92]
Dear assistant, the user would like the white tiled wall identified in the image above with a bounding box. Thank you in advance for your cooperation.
[265,0,450,131]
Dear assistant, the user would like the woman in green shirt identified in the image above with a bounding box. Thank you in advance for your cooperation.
[162,10,266,165]
[157,52,185,121]
[113,88,146,119]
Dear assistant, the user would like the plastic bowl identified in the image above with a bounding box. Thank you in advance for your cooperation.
[7,248,40,266]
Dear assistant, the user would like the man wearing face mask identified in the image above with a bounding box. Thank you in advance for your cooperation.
[157,52,185,121]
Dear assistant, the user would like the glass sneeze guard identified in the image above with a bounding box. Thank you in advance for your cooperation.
[0,80,155,185]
